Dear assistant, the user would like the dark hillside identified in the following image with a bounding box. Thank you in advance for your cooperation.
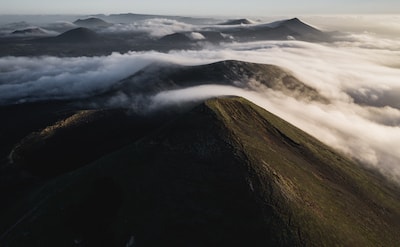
[115,60,329,103]
[1,97,399,246]
[11,28,48,35]
[52,27,99,43]
[9,109,166,178]
[39,27,101,43]
[219,19,254,25]
[224,18,331,42]
[73,18,112,28]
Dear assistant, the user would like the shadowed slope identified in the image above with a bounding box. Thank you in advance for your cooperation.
[280,18,322,35]
[114,60,329,103]
[40,27,100,43]
[224,17,330,42]
[9,109,167,178]
[207,97,400,246]
[11,28,48,36]
[219,19,255,25]
[73,18,112,28]
[1,97,399,246]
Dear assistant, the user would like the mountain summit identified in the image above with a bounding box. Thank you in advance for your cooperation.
[223,17,330,42]
[113,60,329,103]
[1,97,399,246]
[280,17,322,35]
[73,17,112,28]
[11,27,48,36]
[219,18,255,25]
[43,27,100,43]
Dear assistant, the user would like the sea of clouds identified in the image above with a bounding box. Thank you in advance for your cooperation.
[0,15,399,181]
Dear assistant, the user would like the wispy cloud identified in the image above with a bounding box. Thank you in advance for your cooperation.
[1,23,400,182]
[102,18,197,37]
[302,15,400,37]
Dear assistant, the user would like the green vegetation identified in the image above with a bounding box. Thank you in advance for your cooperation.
[208,97,400,246]
[1,97,399,246]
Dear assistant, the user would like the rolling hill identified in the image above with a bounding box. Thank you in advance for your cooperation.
[111,60,329,103]
[158,32,192,44]
[39,27,101,43]
[11,27,49,36]
[1,97,399,246]
[222,17,331,42]
[0,17,335,57]
[219,18,255,25]
[73,17,112,28]
[9,109,167,178]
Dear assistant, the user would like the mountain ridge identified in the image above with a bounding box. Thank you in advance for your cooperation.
[39,27,100,43]
[0,17,335,56]
[219,18,255,25]
[1,97,399,246]
[223,17,330,42]
[11,27,48,35]
[112,60,329,103]
[73,17,112,28]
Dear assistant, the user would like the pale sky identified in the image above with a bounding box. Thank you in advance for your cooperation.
[0,0,399,16]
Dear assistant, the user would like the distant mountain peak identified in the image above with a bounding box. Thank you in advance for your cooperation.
[11,27,48,35]
[73,17,112,28]
[287,17,301,22]
[238,17,327,42]
[60,27,97,37]
[47,27,100,43]
[219,18,255,25]
[280,17,321,33]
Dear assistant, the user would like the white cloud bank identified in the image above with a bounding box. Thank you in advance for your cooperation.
[1,23,400,182]
[102,18,197,37]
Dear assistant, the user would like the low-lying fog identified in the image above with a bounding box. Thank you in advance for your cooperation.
[0,15,399,182]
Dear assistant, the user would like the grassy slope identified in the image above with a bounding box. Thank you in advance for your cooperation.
[208,97,400,246]
[1,97,400,246]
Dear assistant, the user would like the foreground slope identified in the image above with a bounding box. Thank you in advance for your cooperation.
[1,97,400,246]
[8,109,167,178]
